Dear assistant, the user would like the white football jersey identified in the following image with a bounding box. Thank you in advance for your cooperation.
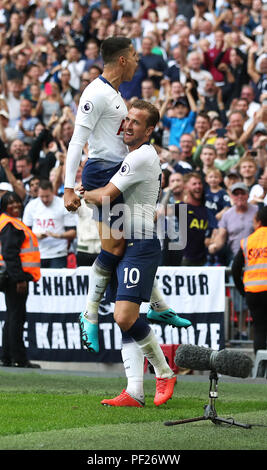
[23,196,77,259]
[110,143,161,238]
[76,76,128,162]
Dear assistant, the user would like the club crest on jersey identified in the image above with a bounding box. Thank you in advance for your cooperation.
[119,162,130,176]
[81,101,94,114]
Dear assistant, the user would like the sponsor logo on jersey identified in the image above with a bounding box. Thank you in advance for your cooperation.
[81,101,94,114]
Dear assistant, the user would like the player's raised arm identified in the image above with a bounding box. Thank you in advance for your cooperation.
[64,123,91,211]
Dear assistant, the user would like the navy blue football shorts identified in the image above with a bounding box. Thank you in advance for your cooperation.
[116,238,161,305]
[82,159,124,226]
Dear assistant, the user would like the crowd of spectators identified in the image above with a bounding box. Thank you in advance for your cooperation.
[0,0,266,277]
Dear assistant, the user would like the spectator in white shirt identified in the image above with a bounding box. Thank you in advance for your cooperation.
[249,165,267,206]
[240,85,261,119]
[0,109,17,144]
[23,179,77,268]
[61,46,86,90]
[43,4,58,33]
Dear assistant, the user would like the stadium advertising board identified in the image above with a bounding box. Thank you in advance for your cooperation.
[0,266,225,362]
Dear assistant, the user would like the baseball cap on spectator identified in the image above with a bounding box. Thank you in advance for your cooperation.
[231,182,249,194]
[253,123,267,136]
[0,182,13,192]
[226,168,240,177]
[24,136,33,145]
[176,15,187,22]
[0,9,7,26]
[255,54,267,72]
[173,97,189,107]
[122,11,133,18]
[0,109,9,119]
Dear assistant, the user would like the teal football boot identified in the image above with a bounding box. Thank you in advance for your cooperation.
[147,307,192,328]
[79,312,99,353]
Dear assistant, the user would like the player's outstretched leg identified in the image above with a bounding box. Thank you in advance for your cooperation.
[101,333,145,407]
[80,250,121,353]
[154,376,177,406]
[101,390,144,407]
[125,318,177,406]
[79,312,99,353]
[147,307,192,328]
[148,278,191,328]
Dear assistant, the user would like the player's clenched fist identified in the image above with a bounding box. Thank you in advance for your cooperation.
[64,188,81,212]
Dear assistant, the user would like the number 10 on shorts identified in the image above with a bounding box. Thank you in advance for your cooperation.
[123,267,140,286]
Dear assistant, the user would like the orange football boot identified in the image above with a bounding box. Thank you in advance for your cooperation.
[101,389,144,407]
[154,376,177,406]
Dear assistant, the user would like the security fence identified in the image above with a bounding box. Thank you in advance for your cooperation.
[225,268,253,347]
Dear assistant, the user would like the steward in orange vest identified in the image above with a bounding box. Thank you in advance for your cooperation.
[232,206,267,356]
[0,191,41,368]
[232,209,267,295]
[241,226,267,293]
[0,213,41,283]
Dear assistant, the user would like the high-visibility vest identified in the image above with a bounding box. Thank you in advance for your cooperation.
[0,213,41,282]
[240,226,267,293]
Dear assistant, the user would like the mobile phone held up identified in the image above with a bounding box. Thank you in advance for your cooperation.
[216,128,227,137]
[44,82,52,96]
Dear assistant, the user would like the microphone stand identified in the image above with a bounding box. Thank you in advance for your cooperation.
[164,370,252,429]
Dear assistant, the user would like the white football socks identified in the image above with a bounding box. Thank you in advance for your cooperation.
[121,341,145,402]
[85,261,112,324]
[135,328,173,379]
[149,278,170,312]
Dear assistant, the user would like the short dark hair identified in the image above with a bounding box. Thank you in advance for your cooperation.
[202,144,217,155]
[100,37,132,64]
[183,171,203,184]
[130,99,160,128]
[16,155,32,165]
[196,111,211,123]
[255,206,267,226]
[89,64,103,74]
[0,191,22,213]
[85,38,99,48]
[39,179,53,191]
[237,97,249,105]
[29,176,40,185]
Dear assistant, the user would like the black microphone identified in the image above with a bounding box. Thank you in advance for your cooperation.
[175,344,253,378]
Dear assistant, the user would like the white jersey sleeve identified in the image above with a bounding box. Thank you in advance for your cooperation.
[110,144,162,238]
[75,89,106,130]
[110,147,150,192]
[75,77,128,162]
[22,200,34,227]
[64,124,90,188]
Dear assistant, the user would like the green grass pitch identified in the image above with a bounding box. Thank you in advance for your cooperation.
[0,369,267,452]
